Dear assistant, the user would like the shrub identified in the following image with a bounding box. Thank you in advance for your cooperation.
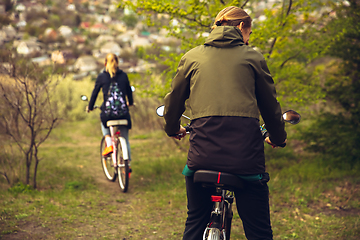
[51,75,99,121]
[300,113,360,168]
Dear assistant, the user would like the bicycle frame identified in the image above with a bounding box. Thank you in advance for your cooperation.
[108,126,129,166]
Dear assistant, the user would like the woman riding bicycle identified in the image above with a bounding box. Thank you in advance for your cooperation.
[163,6,286,240]
[87,53,134,163]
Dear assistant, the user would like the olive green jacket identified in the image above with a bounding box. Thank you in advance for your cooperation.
[164,26,286,145]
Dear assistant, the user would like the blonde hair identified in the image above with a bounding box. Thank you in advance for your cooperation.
[211,6,252,30]
[105,53,119,78]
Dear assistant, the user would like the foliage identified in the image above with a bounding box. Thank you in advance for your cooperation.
[300,0,360,165]
[51,75,99,121]
[322,0,360,122]
[122,13,139,28]
[300,113,360,167]
[119,0,333,105]
[8,182,35,196]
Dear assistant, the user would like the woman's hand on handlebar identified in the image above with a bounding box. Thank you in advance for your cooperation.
[171,126,187,140]
[265,137,287,148]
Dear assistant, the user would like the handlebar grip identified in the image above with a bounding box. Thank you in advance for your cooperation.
[184,125,191,133]
[263,131,286,148]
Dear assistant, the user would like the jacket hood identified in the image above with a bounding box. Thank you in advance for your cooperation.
[204,26,244,48]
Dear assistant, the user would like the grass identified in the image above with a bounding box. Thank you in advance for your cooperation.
[0,118,359,239]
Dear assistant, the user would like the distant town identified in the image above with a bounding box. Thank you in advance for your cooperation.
[0,0,183,79]
[0,0,337,79]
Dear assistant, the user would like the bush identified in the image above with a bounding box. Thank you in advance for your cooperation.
[300,113,360,168]
[51,75,99,121]
[8,182,35,195]
[122,14,138,28]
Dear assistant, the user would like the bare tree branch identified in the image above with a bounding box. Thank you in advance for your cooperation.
[0,172,10,184]
[268,0,293,59]
[241,0,250,9]
[280,52,301,68]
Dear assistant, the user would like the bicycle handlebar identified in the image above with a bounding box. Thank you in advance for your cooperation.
[156,105,297,148]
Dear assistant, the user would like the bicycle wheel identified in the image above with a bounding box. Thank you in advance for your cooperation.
[206,228,222,240]
[100,137,117,181]
[116,136,129,192]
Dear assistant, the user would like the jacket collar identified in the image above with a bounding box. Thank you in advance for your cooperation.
[204,26,245,48]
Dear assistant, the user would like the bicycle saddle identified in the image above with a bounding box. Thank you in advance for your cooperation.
[107,119,128,127]
[194,170,244,190]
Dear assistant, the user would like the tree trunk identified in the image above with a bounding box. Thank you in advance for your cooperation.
[33,147,39,189]
[26,160,30,184]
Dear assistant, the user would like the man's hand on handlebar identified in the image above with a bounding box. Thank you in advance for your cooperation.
[171,126,187,140]
[265,137,287,148]
[86,106,91,113]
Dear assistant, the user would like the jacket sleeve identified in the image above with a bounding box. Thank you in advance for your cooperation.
[163,57,190,136]
[88,74,102,111]
[124,73,134,106]
[254,58,287,145]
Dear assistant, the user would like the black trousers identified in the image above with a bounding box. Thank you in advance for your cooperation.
[182,175,273,240]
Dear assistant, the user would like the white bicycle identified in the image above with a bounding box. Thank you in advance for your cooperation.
[81,95,130,193]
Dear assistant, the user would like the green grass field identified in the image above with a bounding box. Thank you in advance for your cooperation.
[1,116,359,239]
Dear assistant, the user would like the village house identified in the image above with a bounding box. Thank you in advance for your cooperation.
[95,35,115,47]
[80,22,90,29]
[108,20,127,33]
[58,25,73,38]
[116,30,137,47]
[100,41,121,56]
[71,35,86,44]
[51,50,75,65]
[131,36,152,50]
[89,23,109,34]
[31,55,51,67]
[74,55,99,72]
[0,25,17,44]
[16,40,41,55]
[43,28,58,42]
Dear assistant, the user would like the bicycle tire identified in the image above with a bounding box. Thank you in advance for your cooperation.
[116,136,129,192]
[206,228,222,240]
[100,137,117,181]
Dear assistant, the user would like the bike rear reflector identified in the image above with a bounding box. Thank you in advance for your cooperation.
[211,196,222,202]
[115,131,120,135]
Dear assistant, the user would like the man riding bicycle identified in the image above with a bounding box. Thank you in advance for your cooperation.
[163,6,287,240]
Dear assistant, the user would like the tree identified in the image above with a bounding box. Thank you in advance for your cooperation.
[0,51,60,188]
[300,0,360,166]
[118,0,333,107]
[323,0,360,122]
